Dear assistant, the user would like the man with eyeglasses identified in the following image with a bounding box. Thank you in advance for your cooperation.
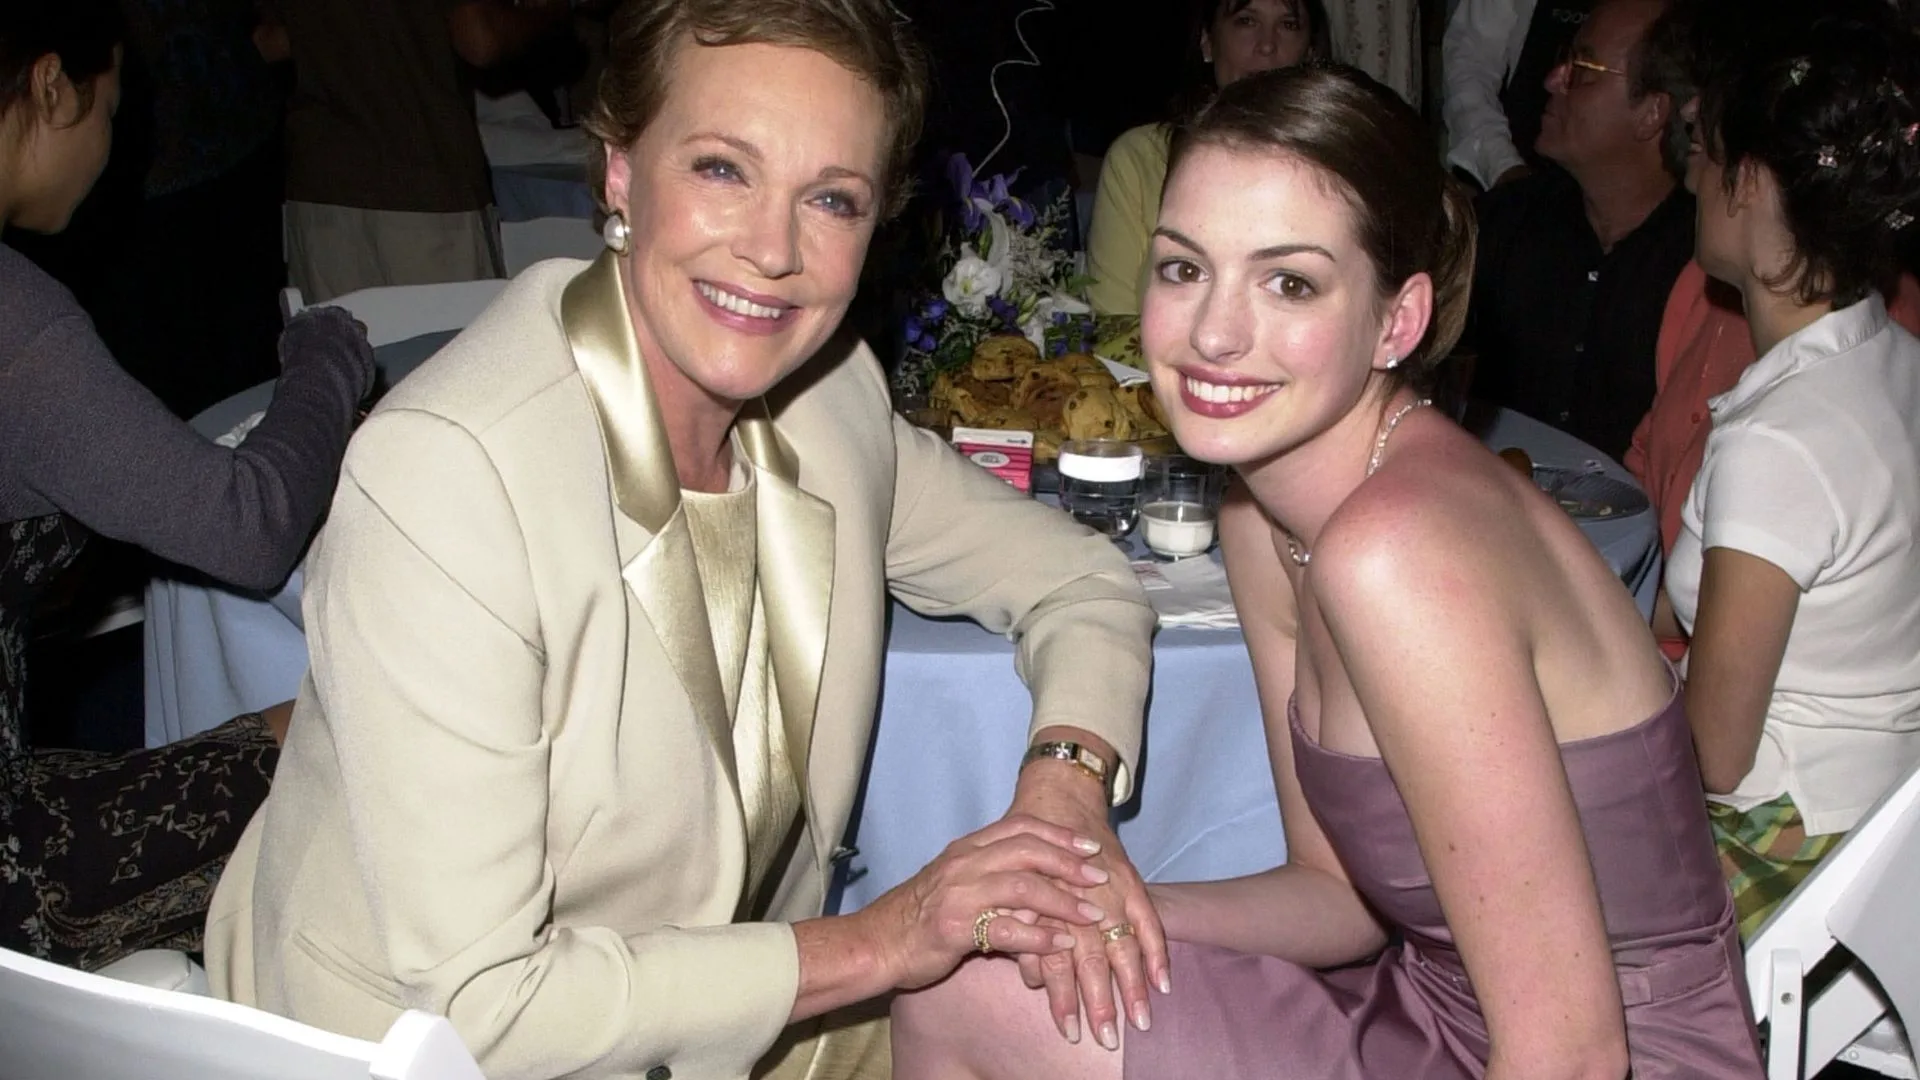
[1461,0,1693,463]
[1443,0,1593,191]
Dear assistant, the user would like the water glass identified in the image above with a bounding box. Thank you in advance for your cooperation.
[1057,439,1145,540]
[1140,455,1226,559]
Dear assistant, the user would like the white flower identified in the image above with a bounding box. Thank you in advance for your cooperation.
[942,246,1005,313]
[977,200,1014,275]
[1020,292,1093,352]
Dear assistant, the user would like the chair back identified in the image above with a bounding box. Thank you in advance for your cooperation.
[1828,763,1920,1048]
[0,946,485,1080]
[279,279,508,348]
[1745,758,1920,1019]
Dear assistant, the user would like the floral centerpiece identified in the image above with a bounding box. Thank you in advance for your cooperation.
[892,154,1099,398]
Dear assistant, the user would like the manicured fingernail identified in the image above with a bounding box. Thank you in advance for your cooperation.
[1132,1002,1151,1031]
[1099,1022,1118,1050]
[1063,1015,1081,1044]
[1157,969,1172,994]
[1074,836,1102,854]
[1079,902,1106,922]
[1081,864,1110,884]
[1053,934,1077,950]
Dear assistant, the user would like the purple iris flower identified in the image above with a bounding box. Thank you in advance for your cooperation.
[1003,197,1037,230]
[922,298,949,321]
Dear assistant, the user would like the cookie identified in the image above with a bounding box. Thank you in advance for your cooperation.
[970,335,1040,381]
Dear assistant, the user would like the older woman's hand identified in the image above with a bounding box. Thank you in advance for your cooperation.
[863,814,1113,992]
[1005,736,1167,1052]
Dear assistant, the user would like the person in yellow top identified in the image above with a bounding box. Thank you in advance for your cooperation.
[1085,0,1327,316]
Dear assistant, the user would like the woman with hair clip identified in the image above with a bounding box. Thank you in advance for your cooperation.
[1660,0,1920,939]
[893,63,1764,1080]
[1082,0,1327,317]
[0,0,373,970]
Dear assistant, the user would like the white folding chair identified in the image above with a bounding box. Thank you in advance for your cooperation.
[279,278,508,348]
[499,216,603,277]
[0,945,486,1080]
[1746,757,1920,1078]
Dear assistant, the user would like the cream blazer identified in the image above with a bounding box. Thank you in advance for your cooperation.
[204,255,1155,1080]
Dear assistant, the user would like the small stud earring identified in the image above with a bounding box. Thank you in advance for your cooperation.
[602,212,630,254]
[1385,354,1403,370]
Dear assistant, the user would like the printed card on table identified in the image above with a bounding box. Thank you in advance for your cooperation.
[951,426,1035,493]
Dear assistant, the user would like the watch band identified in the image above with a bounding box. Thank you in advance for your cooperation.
[1022,740,1115,801]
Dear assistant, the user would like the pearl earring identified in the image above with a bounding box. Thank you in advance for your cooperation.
[602,212,630,254]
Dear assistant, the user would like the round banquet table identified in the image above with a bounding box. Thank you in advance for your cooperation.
[143,342,1660,906]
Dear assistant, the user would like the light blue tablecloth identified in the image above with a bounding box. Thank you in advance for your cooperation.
[831,416,1659,909]
[143,348,1660,901]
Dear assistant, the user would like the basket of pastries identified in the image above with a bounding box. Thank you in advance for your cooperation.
[924,334,1174,462]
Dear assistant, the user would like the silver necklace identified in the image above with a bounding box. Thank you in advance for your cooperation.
[1283,397,1432,568]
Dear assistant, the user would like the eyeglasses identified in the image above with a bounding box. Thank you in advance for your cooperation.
[1556,44,1629,88]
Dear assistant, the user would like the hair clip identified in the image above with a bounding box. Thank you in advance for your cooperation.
[1818,145,1839,168]
[1903,123,1919,146]
[1888,209,1914,231]
[1789,58,1812,86]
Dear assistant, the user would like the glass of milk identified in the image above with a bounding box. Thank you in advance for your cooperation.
[1140,456,1225,559]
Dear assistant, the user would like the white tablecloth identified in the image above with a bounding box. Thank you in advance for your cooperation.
[477,91,597,223]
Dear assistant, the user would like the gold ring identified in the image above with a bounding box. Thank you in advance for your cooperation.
[1101,922,1136,944]
[973,909,1000,954]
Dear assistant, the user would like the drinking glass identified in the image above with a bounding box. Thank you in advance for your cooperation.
[1139,455,1226,559]
[1057,439,1145,541]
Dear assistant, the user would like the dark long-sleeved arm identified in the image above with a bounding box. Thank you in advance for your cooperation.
[0,306,373,591]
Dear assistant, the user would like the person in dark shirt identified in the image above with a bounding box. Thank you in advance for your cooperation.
[1465,0,1692,460]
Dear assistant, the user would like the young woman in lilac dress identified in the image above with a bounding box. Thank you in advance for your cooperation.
[892,63,1764,1080]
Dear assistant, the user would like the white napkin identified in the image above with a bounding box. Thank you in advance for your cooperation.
[1098,356,1150,386]
[1132,555,1239,629]
[215,411,266,448]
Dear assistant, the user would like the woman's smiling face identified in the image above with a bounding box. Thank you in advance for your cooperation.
[602,38,887,413]
[1143,143,1401,469]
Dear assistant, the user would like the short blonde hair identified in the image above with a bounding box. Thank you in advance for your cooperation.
[585,0,928,220]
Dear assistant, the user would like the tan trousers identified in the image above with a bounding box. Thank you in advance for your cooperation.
[284,201,503,304]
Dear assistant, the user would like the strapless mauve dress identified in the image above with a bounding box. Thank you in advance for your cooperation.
[1124,687,1765,1078]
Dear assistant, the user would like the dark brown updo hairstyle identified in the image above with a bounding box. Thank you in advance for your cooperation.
[1165,63,1477,392]
[1697,0,1920,306]
[0,0,121,131]
[585,0,929,221]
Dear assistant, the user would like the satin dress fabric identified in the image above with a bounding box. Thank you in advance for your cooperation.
[1125,688,1764,1079]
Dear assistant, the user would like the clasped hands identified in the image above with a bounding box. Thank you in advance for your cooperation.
[867,733,1166,1052]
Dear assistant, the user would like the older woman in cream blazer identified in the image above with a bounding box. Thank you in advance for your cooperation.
[205,2,1159,1078]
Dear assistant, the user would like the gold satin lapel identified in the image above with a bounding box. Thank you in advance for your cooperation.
[564,253,733,770]
[737,411,835,845]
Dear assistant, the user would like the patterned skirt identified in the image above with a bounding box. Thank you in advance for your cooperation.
[1709,793,1842,941]
[1,714,278,971]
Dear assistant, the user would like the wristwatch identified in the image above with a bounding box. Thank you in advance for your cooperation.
[1022,741,1115,803]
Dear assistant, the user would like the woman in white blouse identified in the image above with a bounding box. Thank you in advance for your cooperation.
[1661,0,1920,937]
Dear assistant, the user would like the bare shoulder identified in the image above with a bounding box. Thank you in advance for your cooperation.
[1310,429,1536,639]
